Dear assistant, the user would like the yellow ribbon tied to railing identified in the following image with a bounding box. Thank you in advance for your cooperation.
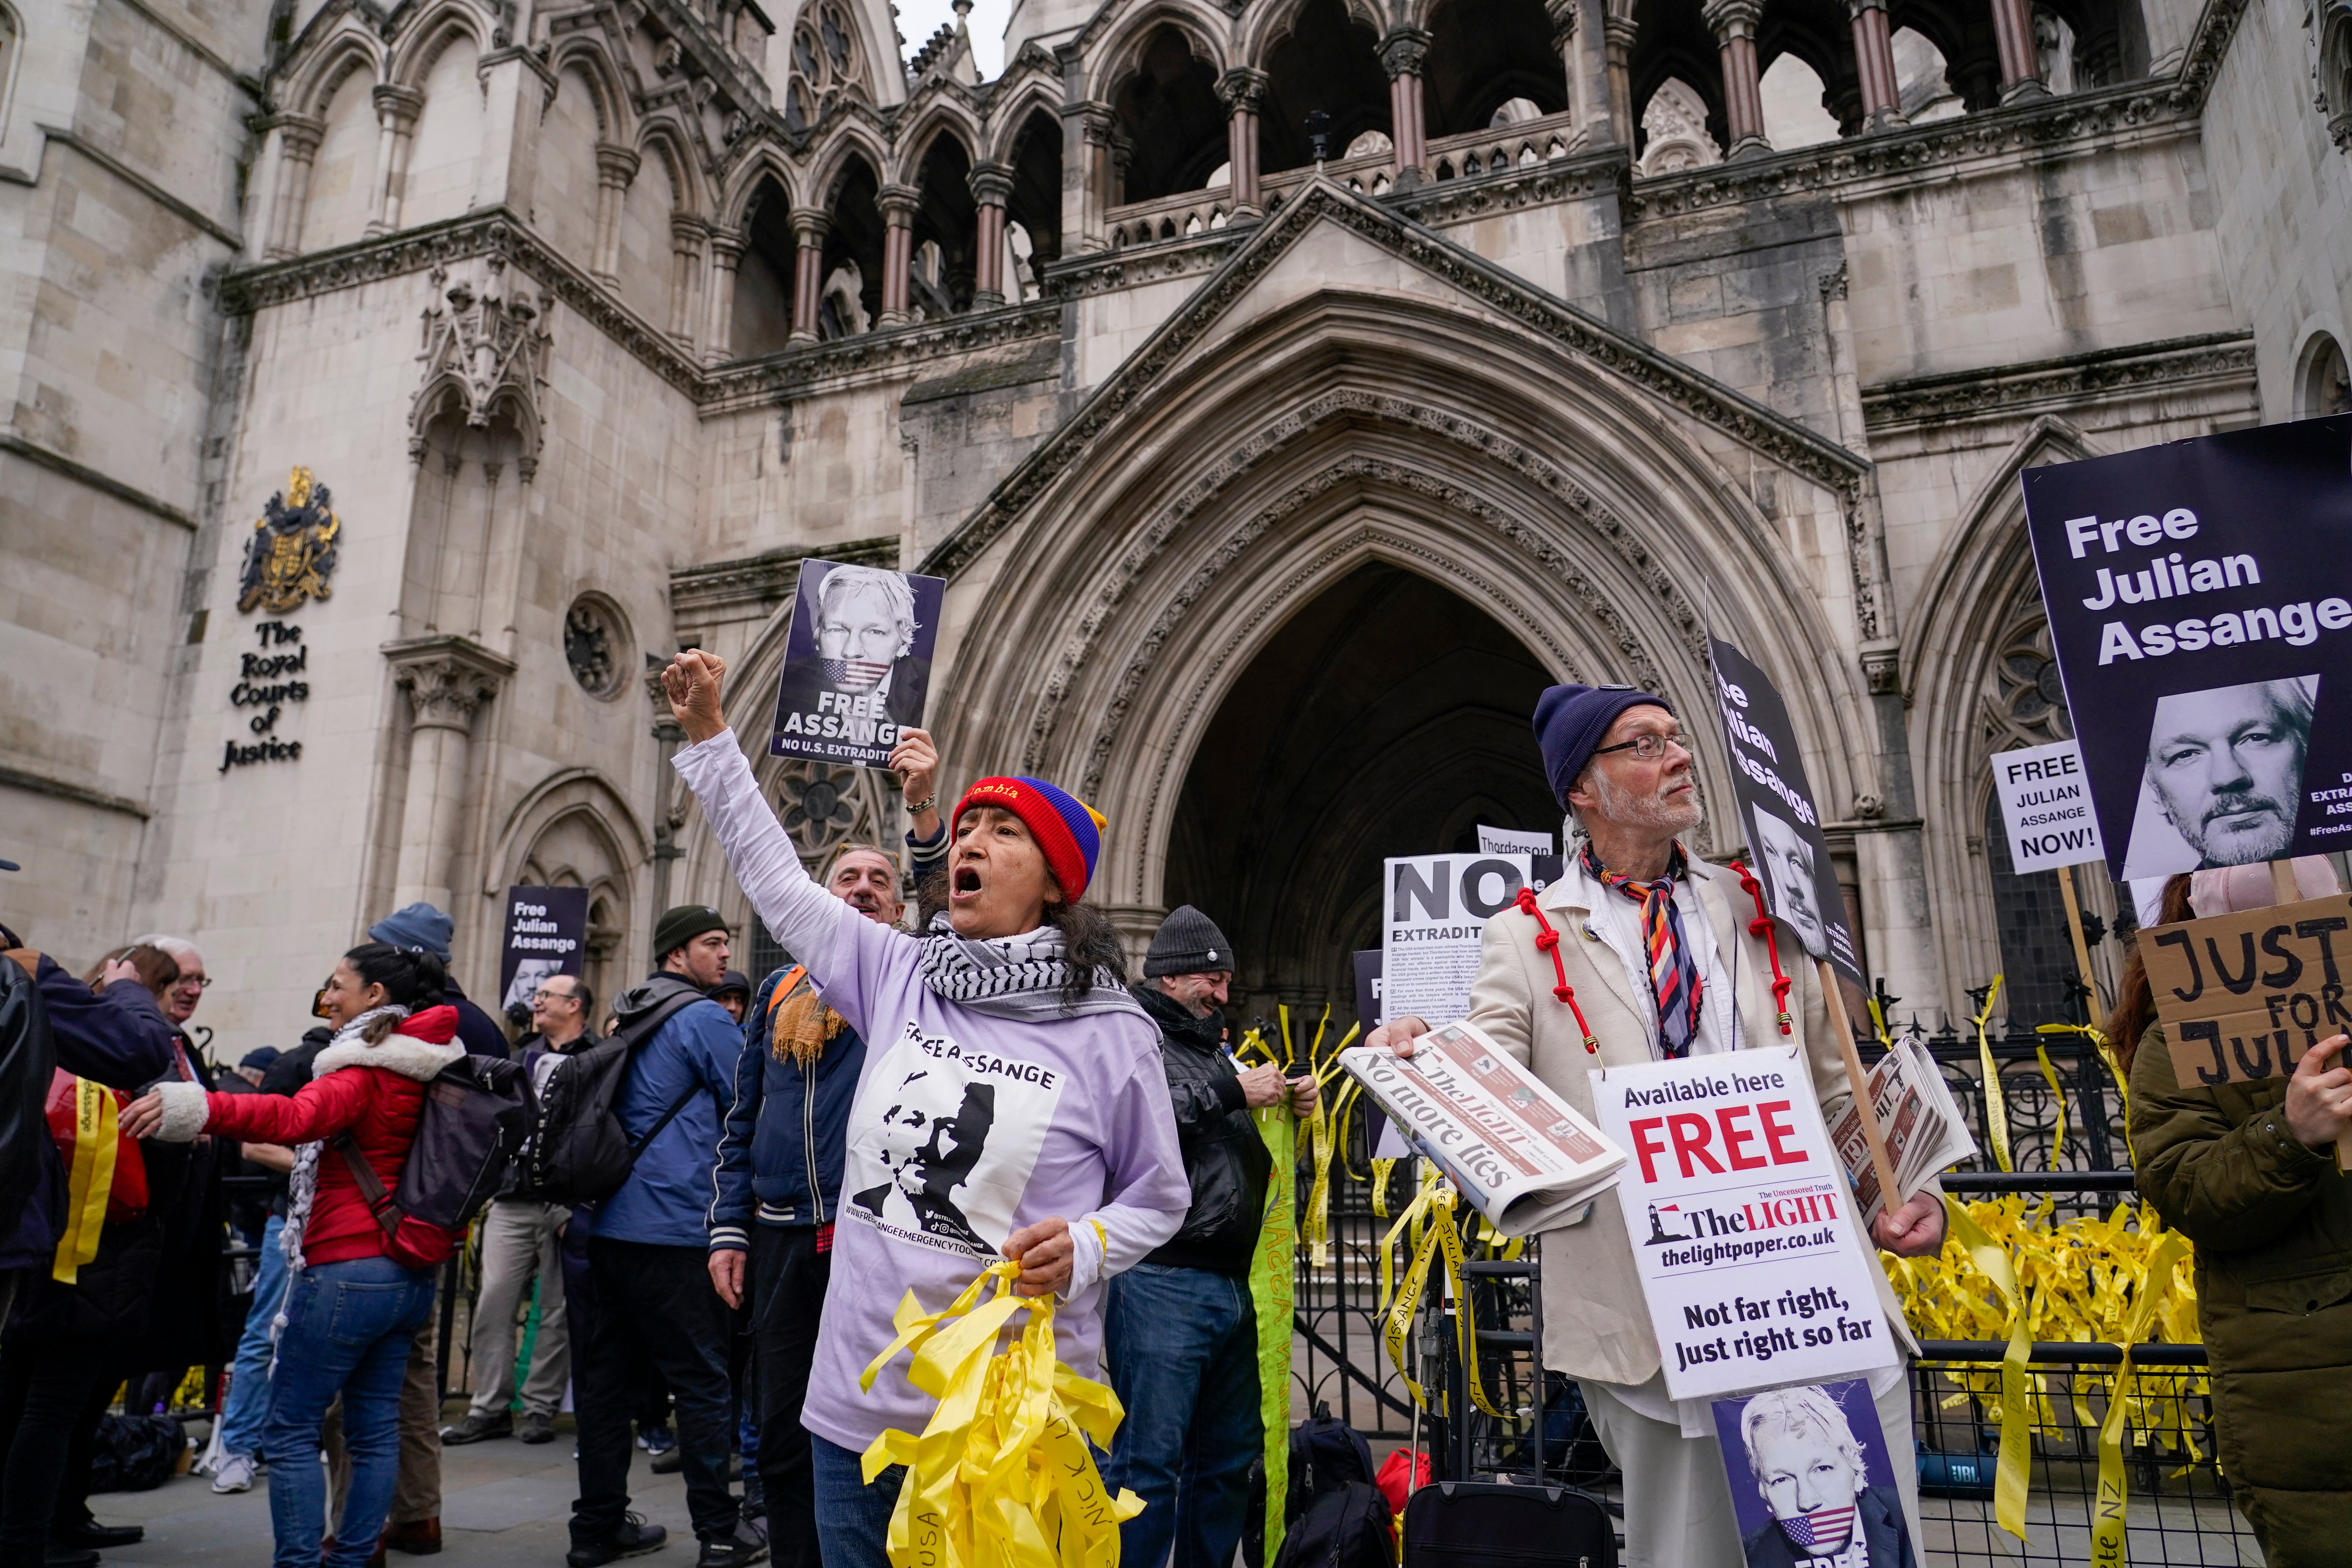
[858,1259,1143,1568]
[1941,1193,2032,1543]
[2091,1230,2190,1567]
[2039,1021,2134,1166]
[52,1077,120,1285]
[1971,977,2014,1175]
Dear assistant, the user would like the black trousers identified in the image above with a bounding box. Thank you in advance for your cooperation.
[0,1336,115,1566]
[570,1238,739,1546]
[749,1227,832,1568]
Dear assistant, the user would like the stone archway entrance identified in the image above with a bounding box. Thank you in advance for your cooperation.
[1164,561,1559,1021]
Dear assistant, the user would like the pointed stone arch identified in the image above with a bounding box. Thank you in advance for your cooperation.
[895,96,984,184]
[1903,414,2110,1020]
[636,113,710,218]
[926,285,1877,924]
[719,143,806,228]
[285,27,383,121]
[387,0,487,91]
[488,766,652,1013]
[983,75,1066,167]
[546,34,634,143]
[1092,0,1235,91]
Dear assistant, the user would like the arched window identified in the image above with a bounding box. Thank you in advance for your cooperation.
[2299,334,2352,419]
[1758,53,1840,151]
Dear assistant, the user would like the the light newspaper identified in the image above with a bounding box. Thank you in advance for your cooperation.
[1827,1037,1976,1225]
[1340,1021,1626,1236]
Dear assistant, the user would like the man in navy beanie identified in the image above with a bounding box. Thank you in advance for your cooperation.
[369,901,508,1058]
[1367,683,1945,1568]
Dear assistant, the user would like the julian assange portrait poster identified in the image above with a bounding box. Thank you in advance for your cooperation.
[2022,415,2352,879]
[768,558,946,769]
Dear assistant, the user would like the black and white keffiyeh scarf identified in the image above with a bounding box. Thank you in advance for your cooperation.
[916,914,1148,1023]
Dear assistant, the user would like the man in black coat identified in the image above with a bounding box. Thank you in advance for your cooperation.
[1100,908,1319,1568]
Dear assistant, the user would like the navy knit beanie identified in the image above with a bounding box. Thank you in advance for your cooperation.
[369,902,454,962]
[1533,684,1675,806]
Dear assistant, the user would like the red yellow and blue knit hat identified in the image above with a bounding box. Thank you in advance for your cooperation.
[951,776,1108,901]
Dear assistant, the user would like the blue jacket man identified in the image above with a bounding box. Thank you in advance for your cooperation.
[705,826,944,1568]
[567,905,765,1568]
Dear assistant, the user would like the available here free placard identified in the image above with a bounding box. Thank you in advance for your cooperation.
[1590,1047,1897,1402]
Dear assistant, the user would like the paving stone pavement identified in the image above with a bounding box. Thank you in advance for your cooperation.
[87,1416,716,1568]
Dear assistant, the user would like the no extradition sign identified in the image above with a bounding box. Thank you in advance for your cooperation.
[1589,1047,1897,1401]
[1990,739,2106,873]
[1379,853,1535,1027]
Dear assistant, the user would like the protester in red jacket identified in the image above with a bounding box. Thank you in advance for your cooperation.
[124,943,461,1568]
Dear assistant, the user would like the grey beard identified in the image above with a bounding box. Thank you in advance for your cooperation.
[1584,767,1705,835]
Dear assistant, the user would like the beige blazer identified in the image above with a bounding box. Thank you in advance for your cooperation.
[1458,855,1927,1387]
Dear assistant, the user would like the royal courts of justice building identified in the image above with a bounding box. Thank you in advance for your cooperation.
[6,0,2351,1054]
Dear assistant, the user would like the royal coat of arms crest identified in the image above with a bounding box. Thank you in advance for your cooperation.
[237,468,341,615]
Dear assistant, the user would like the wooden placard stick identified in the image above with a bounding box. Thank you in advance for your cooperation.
[2270,858,2300,905]
[1818,958,1903,1217]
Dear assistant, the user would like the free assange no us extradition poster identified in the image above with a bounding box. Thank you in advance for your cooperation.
[2022,414,2352,880]
[768,559,946,769]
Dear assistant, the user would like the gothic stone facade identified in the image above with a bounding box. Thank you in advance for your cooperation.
[4,0,2350,1054]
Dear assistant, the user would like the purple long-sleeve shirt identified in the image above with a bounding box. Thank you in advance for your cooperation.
[674,731,1190,1453]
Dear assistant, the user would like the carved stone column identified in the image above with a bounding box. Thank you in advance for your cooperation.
[385,635,514,914]
[367,84,426,236]
[267,116,325,259]
[1075,102,1115,251]
[968,162,1013,307]
[1379,29,1431,181]
[789,209,829,341]
[591,144,640,285]
[1848,0,1906,127]
[1702,0,1770,157]
[877,183,920,328]
[668,213,706,347]
[1990,0,2048,100]
[704,232,744,363]
[1604,3,1639,148]
[1217,67,1268,217]
[1546,0,1602,149]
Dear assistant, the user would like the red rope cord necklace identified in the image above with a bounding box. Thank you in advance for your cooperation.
[1514,886,1599,1053]
[1728,859,1794,1035]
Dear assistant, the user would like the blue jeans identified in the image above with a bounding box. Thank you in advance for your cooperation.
[218,1213,289,1459]
[262,1256,436,1568]
[1101,1263,1262,1568]
[810,1434,902,1568]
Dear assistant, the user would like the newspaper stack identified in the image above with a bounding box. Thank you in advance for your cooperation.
[1340,1021,1627,1236]
[1828,1037,1978,1224]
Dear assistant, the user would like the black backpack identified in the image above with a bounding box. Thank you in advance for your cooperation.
[1276,1481,1393,1568]
[512,986,706,1203]
[336,1053,532,1258]
[1290,1404,1376,1517]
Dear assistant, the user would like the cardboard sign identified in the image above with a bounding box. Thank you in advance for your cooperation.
[2021,415,2352,878]
[497,885,590,1013]
[1990,739,2106,873]
[1379,853,1535,1027]
[1590,1047,1898,1401]
[768,559,946,768]
[2142,892,2352,1085]
[1708,637,1864,984]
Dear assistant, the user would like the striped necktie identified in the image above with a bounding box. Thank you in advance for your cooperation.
[1581,842,1704,1057]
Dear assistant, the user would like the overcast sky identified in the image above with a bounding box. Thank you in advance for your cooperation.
[892,0,1014,78]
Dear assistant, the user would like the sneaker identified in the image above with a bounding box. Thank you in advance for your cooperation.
[648,1444,684,1475]
[519,1412,557,1445]
[211,1453,258,1494]
[639,1425,676,1456]
[694,1520,768,1568]
[740,1472,765,1521]
[439,1410,513,1445]
[566,1515,669,1567]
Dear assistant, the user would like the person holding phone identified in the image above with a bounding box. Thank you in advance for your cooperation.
[1101,906,1315,1568]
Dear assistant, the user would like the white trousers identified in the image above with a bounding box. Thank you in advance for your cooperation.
[1581,1368,1926,1568]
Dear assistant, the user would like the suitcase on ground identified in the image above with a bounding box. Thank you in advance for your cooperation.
[1402,1480,1617,1568]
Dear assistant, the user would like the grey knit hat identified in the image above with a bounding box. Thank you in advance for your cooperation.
[1143,905,1236,978]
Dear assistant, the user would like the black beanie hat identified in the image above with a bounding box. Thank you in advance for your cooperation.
[1143,905,1236,978]
[653,904,728,966]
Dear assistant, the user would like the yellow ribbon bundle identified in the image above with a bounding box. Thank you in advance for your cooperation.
[53,1077,120,1285]
[858,1260,1143,1568]
[1882,1197,2204,1545]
